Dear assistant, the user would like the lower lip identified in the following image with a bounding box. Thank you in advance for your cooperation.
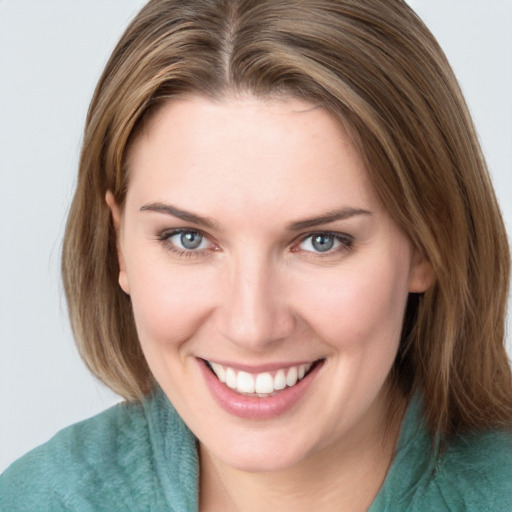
[198,359,323,420]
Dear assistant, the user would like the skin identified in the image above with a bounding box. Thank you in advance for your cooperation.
[107,95,434,511]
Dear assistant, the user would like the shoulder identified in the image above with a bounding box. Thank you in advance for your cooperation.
[372,396,512,512]
[0,395,193,512]
[431,428,512,511]
[1,401,151,511]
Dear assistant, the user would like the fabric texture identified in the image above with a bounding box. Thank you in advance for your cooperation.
[2,390,512,511]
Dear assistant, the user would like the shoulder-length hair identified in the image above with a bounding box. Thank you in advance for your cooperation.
[62,0,511,437]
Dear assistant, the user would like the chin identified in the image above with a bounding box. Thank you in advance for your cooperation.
[201,423,324,474]
[212,446,311,474]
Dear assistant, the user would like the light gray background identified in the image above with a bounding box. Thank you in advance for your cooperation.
[1,0,511,472]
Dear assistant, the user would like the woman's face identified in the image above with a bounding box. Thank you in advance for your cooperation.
[109,95,432,472]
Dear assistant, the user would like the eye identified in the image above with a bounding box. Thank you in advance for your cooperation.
[297,232,352,254]
[173,230,208,250]
[159,229,213,254]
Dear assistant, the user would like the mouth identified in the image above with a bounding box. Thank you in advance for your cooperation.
[198,357,325,420]
[203,359,323,397]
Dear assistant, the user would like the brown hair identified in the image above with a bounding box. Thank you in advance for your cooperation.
[62,0,511,437]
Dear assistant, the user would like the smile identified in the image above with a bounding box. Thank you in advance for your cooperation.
[199,358,324,419]
[206,361,314,396]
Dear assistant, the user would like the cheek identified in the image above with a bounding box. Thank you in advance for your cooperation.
[126,257,216,350]
[295,255,411,351]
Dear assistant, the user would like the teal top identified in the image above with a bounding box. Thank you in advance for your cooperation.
[2,390,512,511]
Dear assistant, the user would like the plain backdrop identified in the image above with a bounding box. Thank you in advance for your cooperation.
[1,0,511,472]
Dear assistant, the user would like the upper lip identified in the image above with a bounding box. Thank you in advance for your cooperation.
[199,357,323,373]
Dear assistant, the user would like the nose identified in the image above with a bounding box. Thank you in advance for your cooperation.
[216,250,296,351]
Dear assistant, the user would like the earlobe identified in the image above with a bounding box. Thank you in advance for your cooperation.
[408,251,436,293]
[105,191,130,295]
[118,270,130,295]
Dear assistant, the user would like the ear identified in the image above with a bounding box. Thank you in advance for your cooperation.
[105,191,130,295]
[408,250,436,293]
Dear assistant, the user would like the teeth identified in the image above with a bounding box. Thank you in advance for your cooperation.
[286,366,298,387]
[210,362,226,383]
[208,361,313,396]
[255,373,274,394]
[226,367,237,389]
[274,369,286,390]
[237,371,255,393]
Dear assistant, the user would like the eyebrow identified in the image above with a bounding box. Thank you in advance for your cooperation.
[140,202,372,231]
[286,207,373,231]
[140,202,218,230]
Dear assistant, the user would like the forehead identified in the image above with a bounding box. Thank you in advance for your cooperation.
[124,95,382,222]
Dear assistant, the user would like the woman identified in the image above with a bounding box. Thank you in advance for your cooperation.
[2,0,511,510]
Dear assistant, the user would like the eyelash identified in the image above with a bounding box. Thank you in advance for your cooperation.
[295,231,354,258]
[157,229,214,259]
[156,229,354,259]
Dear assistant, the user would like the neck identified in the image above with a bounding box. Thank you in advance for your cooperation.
[199,391,406,512]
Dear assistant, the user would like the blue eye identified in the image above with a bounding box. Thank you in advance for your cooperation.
[311,233,336,252]
[161,229,212,252]
[298,232,351,254]
[177,231,204,250]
